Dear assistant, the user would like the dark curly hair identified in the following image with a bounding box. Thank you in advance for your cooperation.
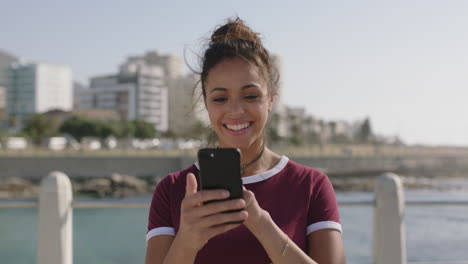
[199,17,279,100]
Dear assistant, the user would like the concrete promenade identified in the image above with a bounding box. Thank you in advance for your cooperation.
[1,146,468,180]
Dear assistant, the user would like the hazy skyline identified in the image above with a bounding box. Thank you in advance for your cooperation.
[2,0,467,146]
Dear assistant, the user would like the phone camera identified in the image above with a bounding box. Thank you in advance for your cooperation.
[210,153,214,158]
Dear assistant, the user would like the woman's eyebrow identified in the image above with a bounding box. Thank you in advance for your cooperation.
[209,83,261,94]
[209,87,227,94]
[242,83,261,90]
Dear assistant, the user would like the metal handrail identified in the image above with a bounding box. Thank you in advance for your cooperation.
[408,261,468,264]
[0,201,149,209]
[339,200,468,206]
[2,199,468,209]
[72,201,149,208]
[0,201,37,208]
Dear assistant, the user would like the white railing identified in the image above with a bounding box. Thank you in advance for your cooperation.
[1,171,468,264]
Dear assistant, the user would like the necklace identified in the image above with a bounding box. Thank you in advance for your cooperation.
[240,145,265,175]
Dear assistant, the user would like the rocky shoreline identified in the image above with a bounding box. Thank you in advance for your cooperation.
[0,174,159,199]
[1,173,467,199]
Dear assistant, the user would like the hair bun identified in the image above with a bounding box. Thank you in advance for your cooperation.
[211,17,261,45]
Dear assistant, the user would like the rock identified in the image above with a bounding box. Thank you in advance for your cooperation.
[81,178,112,198]
[401,176,434,189]
[109,173,149,197]
[0,177,38,198]
[331,178,375,192]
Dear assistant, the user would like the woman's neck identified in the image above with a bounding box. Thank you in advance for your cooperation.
[240,147,281,177]
[217,141,281,177]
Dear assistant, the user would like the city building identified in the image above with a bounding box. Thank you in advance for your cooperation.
[0,87,5,110]
[0,88,5,125]
[0,51,19,125]
[0,50,18,88]
[6,61,72,129]
[270,55,288,137]
[167,74,202,136]
[89,58,168,132]
[73,81,93,110]
[127,50,184,79]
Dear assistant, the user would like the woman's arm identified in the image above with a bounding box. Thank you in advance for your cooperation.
[243,189,345,264]
[242,190,316,264]
[145,173,247,264]
[145,235,174,264]
[308,229,346,264]
[246,209,318,264]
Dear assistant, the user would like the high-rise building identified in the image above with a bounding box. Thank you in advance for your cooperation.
[0,51,18,87]
[271,55,284,111]
[0,87,5,109]
[89,59,169,132]
[270,55,288,137]
[0,87,5,125]
[6,62,73,128]
[167,74,203,135]
[128,50,184,79]
[73,81,93,110]
[0,51,19,119]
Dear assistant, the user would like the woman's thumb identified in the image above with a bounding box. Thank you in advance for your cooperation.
[185,172,198,196]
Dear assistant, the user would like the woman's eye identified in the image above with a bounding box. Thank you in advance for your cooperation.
[213,97,227,103]
[245,95,259,100]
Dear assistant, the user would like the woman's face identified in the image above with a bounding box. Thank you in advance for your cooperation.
[204,57,273,150]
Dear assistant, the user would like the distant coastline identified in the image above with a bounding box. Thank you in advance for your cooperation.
[1,145,468,199]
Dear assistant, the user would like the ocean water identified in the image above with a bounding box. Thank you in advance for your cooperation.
[1,190,468,264]
[338,190,468,263]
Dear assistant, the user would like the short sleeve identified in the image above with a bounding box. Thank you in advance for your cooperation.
[306,173,342,235]
[146,175,176,243]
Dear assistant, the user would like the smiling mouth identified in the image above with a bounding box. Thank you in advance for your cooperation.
[224,122,252,131]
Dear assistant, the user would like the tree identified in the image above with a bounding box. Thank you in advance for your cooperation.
[329,121,337,139]
[356,117,373,143]
[133,120,157,139]
[193,121,209,139]
[304,131,321,145]
[60,116,98,142]
[60,116,160,141]
[119,120,135,138]
[22,114,60,145]
[289,135,303,146]
[267,126,281,144]
[95,120,114,139]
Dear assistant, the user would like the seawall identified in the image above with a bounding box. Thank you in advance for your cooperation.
[1,153,467,180]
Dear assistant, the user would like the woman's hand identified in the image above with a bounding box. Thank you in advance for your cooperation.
[241,187,269,231]
[175,173,248,253]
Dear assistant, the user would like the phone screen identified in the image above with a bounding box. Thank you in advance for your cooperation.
[198,148,243,201]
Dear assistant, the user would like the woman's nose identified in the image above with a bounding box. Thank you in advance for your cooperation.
[228,98,245,114]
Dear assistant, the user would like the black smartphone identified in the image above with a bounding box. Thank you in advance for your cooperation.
[198,148,243,203]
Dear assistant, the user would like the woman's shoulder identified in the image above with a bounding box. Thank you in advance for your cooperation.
[157,164,199,187]
[280,158,332,188]
[284,158,327,178]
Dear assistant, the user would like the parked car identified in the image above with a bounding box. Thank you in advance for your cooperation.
[104,136,118,149]
[43,136,67,151]
[4,137,28,150]
[81,137,102,150]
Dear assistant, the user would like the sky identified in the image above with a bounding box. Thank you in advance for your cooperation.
[1,0,467,146]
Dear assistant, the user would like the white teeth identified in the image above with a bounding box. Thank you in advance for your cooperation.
[226,123,250,131]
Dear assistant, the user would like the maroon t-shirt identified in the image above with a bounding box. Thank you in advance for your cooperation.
[147,156,341,263]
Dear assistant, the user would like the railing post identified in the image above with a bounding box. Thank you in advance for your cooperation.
[37,171,73,264]
[373,172,406,264]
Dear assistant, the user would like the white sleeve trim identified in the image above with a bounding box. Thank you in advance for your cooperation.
[306,221,342,235]
[146,227,175,244]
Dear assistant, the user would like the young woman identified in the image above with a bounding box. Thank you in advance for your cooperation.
[145,18,345,264]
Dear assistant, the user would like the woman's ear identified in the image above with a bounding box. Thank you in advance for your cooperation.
[268,95,274,112]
